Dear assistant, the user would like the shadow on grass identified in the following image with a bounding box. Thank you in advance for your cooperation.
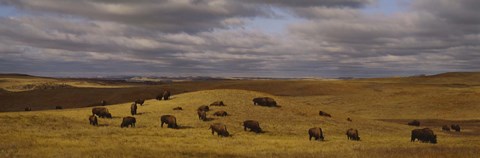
[202,118,215,122]
[97,124,109,127]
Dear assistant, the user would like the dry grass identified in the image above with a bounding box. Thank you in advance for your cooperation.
[1,89,479,157]
[0,76,131,92]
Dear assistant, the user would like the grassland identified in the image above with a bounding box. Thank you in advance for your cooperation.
[1,89,479,157]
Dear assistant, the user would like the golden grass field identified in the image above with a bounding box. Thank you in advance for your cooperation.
[1,73,480,157]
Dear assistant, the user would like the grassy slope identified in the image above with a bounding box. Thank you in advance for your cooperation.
[1,90,479,157]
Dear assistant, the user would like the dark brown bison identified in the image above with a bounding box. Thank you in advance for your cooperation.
[197,105,209,112]
[209,123,229,137]
[442,125,450,131]
[411,128,437,144]
[160,115,178,128]
[121,116,136,128]
[346,128,360,141]
[451,124,461,132]
[163,90,171,100]
[252,97,277,107]
[308,127,324,141]
[197,110,207,121]
[135,99,145,106]
[156,95,163,100]
[347,118,352,122]
[243,120,262,133]
[408,120,420,126]
[89,115,98,126]
[131,103,137,115]
[173,107,183,110]
[25,107,31,111]
[92,107,112,118]
[210,101,225,106]
[213,111,228,117]
[101,100,107,106]
[318,111,331,117]
[55,106,63,109]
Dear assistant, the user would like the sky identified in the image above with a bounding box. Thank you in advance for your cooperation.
[0,0,479,78]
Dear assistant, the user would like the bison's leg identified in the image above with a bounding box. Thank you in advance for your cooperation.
[211,129,215,135]
[244,126,247,131]
[309,135,312,141]
[161,121,164,128]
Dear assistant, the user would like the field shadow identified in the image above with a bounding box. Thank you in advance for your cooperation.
[136,112,149,115]
[97,124,109,127]
[175,125,194,129]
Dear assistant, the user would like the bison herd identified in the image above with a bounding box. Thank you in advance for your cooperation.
[83,91,460,144]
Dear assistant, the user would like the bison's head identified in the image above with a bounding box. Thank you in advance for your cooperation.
[221,131,230,137]
[431,135,437,144]
[106,113,112,118]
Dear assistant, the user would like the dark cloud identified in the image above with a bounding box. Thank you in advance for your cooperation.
[0,0,479,77]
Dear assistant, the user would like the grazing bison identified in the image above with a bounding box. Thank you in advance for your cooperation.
[318,111,331,117]
[131,103,137,115]
[197,105,210,112]
[308,127,324,141]
[121,116,136,128]
[451,124,461,132]
[209,123,229,137]
[347,118,352,122]
[156,95,163,100]
[160,115,178,128]
[173,107,183,110]
[411,128,437,144]
[346,128,360,141]
[135,99,145,106]
[89,115,98,126]
[92,107,112,118]
[442,125,450,131]
[243,120,262,133]
[197,110,207,121]
[252,97,277,107]
[210,101,225,106]
[408,120,420,126]
[213,111,228,117]
[163,90,171,100]
[25,107,31,111]
[55,106,63,109]
[101,100,107,106]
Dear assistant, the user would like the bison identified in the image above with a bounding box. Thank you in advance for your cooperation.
[197,110,207,121]
[209,123,229,137]
[210,101,225,106]
[135,99,145,106]
[347,118,352,122]
[243,120,262,133]
[408,120,420,126]
[346,128,360,141]
[213,111,228,117]
[442,125,450,131]
[252,97,277,107]
[131,103,137,115]
[55,106,63,109]
[318,111,331,117]
[89,115,98,126]
[25,107,31,111]
[92,107,112,118]
[156,95,163,100]
[451,124,461,132]
[121,116,136,128]
[197,105,209,112]
[160,115,178,128]
[173,107,183,110]
[101,100,107,106]
[163,90,171,100]
[411,128,437,144]
[308,127,324,141]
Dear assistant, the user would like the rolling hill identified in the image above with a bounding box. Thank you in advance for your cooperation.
[0,89,479,157]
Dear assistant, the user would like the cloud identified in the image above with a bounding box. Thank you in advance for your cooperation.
[0,0,479,77]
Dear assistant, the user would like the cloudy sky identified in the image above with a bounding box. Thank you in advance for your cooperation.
[0,0,478,78]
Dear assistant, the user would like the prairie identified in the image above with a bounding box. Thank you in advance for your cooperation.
[1,73,480,157]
